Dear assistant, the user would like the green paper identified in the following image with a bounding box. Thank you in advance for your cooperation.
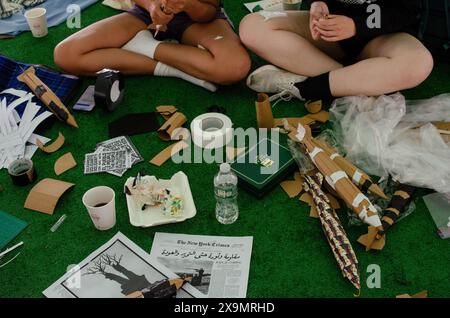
[0,211,27,250]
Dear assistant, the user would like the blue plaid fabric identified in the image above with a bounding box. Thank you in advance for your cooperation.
[0,54,81,117]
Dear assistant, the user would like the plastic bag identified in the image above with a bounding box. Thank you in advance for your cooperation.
[330,93,450,193]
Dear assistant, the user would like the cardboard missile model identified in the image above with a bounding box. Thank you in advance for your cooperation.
[303,173,360,292]
[293,124,383,230]
[127,277,192,298]
[313,139,387,200]
[17,67,78,128]
[358,184,416,251]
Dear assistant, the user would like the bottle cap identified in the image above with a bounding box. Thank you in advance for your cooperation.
[220,163,231,174]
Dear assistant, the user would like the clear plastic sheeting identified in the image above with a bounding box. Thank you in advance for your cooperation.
[330,93,450,193]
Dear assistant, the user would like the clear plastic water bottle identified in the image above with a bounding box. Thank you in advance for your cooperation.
[214,163,239,224]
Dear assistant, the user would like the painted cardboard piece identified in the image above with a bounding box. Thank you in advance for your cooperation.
[303,173,360,292]
[17,67,78,128]
[313,139,387,200]
[294,124,382,230]
[37,132,65,154]
[54,152,77,176]
[24,178,75,215]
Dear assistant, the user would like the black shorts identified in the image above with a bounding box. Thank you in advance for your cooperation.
[127,5,231,41]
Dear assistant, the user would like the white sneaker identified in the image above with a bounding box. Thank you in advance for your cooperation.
[246,65,307,102]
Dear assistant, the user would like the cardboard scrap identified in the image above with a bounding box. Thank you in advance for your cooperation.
[326,193,340,209]
[357,226,386,251]
[396,291,428,298]
[156,105,178,120]
[306,111,329,123]
[158,112,187,141]
[280,172,303,198]
[226,147,246,161]
[24,179,75,215]
[54,152,77,176]
[299,192,319,218]
[150,141,189,167]
[305,100,322,114]
[37,132,65,154]
[274,117,315,128]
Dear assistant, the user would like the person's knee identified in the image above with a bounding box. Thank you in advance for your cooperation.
[54,39,83,75]
[400,49,434,88]
[239,13,266,49]
[213,51,252,85]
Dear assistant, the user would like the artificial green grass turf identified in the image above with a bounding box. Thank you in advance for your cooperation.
[1,1,450,298]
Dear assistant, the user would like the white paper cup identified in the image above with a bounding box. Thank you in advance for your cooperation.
[283,0,302,11]
[24,8,48,38]
[82,186,116,231]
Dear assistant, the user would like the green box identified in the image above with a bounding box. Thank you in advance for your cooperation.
[230,138,296,198]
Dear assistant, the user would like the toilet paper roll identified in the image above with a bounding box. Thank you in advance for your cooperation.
[190,113,233,149]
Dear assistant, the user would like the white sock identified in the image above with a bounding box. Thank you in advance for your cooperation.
[154,62,218,92]
[122,30,161,60]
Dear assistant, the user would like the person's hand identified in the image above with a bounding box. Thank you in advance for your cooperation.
[162,0,188,14]
[313,14,356,42]
[148,0,174,26]
[309,1,329,40]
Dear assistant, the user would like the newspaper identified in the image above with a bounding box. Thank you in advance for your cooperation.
[96,136,143,177]
[43,232,204,298]
[150,232,253,298]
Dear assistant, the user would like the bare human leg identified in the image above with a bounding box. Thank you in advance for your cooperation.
[329,33,434,97]
[239,11,344,77]
[54,13,155,76]
[154,19,251,85]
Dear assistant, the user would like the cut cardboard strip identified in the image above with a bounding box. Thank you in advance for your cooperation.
[24,178,75,215]
[54,152,77,176]
[226,147,246,161]
[149,141,189,167]
[305,100,322,114]
[37,132,65,154]
[158,112,187,141]
[156,105,178,120]
[396,290,428,298]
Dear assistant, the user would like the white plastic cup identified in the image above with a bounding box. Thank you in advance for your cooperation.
[283,0,302,11]
[24,8,48,38]
[82,186,116,231]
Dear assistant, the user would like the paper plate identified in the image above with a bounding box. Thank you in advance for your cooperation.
[125,171,197,227]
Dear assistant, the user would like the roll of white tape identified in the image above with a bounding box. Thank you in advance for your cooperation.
[190,113,233,149]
